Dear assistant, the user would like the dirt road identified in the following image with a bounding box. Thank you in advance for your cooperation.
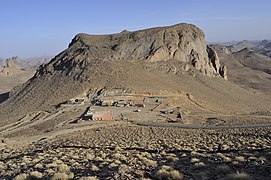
[132,120,271,129]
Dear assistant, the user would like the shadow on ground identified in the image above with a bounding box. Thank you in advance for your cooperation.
[0,92,9,103]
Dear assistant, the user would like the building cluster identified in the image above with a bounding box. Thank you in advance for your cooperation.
[82,98,146,121]
[92,98,145,108]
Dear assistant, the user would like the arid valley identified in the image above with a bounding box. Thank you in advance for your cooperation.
[0,22,271,180]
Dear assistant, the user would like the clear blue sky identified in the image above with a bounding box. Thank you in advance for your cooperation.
[0,0,270,58]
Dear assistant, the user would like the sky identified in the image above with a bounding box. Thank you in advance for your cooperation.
[0,0,270,58]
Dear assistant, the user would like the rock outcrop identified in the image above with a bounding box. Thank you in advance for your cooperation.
[0,57,24,75]
[0,56,33,75]
[38,23,226,79]
[207,46,227,79]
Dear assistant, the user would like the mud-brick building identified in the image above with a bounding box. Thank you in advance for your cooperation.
[92,110,115,121]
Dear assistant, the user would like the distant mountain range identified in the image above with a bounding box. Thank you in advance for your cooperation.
[211,39,271,57]
[0,55,52,68]
[210,40,271,95]
[0,55,52,93]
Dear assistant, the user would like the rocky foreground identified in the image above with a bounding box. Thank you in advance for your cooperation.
[1,125,270,180]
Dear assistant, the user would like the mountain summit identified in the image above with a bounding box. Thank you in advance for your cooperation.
[37,23,226,79]
[1,23,270,126]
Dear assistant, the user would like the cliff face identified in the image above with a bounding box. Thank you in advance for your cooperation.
[37,23,226,79]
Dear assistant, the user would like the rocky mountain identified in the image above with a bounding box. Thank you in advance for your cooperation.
[38,24,226,78]
[234,48,271,75]
[1,23,271,126]
[256,40,271,49]
[227,40,260,52]
[211,44,271,95]
[0,56,51,72]
[0,57,28,75]
[213,39,271,57]
[254,40,271,57]
[0,57,37,93]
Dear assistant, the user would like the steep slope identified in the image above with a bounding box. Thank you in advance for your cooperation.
[0,23,270,126]
[233,48,271,75]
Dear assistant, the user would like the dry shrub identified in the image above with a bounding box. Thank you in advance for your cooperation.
[235,156,245,162]
[217,153,232,162]
[54,159,63,164]
[114,160,122,165]
[32,158,41,163]
[114,152,127,161]
[0,161,5,169]
[51,172,69,180]
[190,158,200,163]
[29,171,43,179]
[57,164,70,173]
[166,155,179,162]
[22,156,31,164]
[60,155,68,161]
[34,163,44,169]
[86,153,95,160]
[72,161,80,167]
[14,173,28,180]
[191,151,197,156]
[115,146,123,151]
[156,165,183,180]
[46,162,58,168]
[108,162,118,168]
[194,162,206,168]
[44,169,55,176]
[68,172,74,179]
[90,164,99,171]
[141,157,157,168]
[94,156,103,161]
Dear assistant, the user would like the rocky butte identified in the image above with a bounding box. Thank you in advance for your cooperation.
[1,23,270,126]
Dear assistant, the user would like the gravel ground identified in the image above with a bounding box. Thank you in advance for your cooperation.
[0,125,271,179]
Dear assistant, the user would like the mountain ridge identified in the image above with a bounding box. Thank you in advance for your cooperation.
[0,23,270,127]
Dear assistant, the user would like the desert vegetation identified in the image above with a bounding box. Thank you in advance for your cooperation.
[0,125,270,179]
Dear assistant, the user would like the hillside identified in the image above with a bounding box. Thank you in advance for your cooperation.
[0,23,270,127]
[233,48,271,75]
[212,45,271,95]
[0,23,271,180]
